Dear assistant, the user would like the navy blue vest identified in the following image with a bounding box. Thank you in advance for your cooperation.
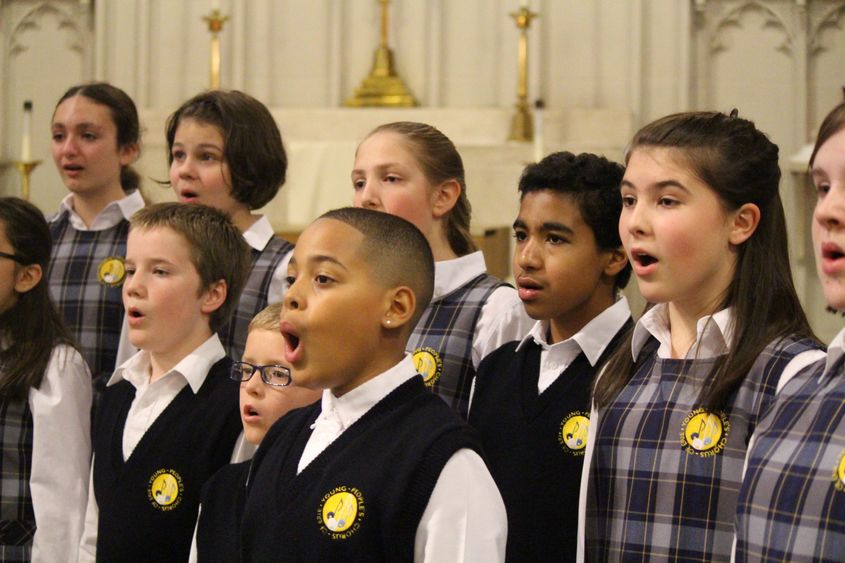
[241,377,482,562]
[407,273,506,418]
[469,319,631,562]
[196,461,249,563]
[92,358,241,563]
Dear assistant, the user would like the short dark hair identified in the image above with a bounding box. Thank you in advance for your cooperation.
[318,207,434,327]
[518,151,630,289]
[130,203,251,332]
[165,90,287,210]
[55,82,141,192]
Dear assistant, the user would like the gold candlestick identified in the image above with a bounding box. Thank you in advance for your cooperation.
[345,0,417,107]
[508,6,538,141]
[203,9,229,89]
[13,160,41,202]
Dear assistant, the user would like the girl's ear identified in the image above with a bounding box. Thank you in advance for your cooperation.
[119,142,140,166]
[381,286,416,330]
[14,264,42,294]
[430,179,461,219]
[201,279,228,315]
[729,203,761,245]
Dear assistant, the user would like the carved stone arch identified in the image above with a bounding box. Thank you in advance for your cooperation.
[710,1,794,55]
[8,2,87,57]
[809,3,845,55]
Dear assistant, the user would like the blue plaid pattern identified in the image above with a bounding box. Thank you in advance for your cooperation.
[47,213,127,391]
[585,335,821,561]
[407,273,505,418]
[735,355,845,562]
[218,236,293,360]
[0,397,34,561]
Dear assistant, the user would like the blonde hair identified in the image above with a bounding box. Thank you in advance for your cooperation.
[249,302,282,332]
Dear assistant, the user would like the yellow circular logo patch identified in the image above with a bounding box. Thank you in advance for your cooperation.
[98,256,126,287]
[148,469,183,510]
[833,450,845,492]
[412,347,443,387]
[559,412,589,455]
[680,408,730,457]
[317,486,365,539]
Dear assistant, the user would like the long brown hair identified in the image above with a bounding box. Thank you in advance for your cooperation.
[594,111,817,410]
[0,198,75,400]
[365,122,477,256]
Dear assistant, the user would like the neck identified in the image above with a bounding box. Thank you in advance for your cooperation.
[427,227,459,262]
[71,184,126,228]
[666,301,719,358]
[549,286,615,344]
[330,349,405,398]
[147,329,213,383]
[230,208,258,234]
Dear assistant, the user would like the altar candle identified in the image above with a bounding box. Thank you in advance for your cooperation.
[521,0,530,9]
[533,99,544,163]
[21,101,32,162]
[211,0,220,11]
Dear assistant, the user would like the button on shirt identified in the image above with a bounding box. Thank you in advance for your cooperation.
[297,355,508,563]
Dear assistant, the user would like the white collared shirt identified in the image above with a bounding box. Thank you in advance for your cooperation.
[78,335,226,563]
[822,326,845,379]
[51,190,144,231]
[297,355,507,563]
[433,251,533,367]
[631,303,734,360]
[29,344,92,563]
[518,297,631,394]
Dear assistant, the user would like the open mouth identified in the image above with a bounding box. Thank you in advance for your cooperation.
[633,251,658,267]
[127,307,145,322]
[823,246,845,260]
[244,405,259,417]
[179,189,199,200]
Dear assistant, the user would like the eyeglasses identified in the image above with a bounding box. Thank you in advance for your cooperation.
[0,251,23,264]
[230,361,292,387]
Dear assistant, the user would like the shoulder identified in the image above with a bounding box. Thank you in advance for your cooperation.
[477,341,521,376]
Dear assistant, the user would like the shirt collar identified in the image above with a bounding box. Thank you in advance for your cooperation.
[517,296,631,367]
[823,326,845,377]
[241,215,274,252]
[432,251,486,301]
[108,334,226,393]
[319,355,417,430]
[52,190,145,230]
[631,303,734,360]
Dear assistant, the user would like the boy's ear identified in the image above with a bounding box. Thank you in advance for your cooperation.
[381,286,416,330]
[200,279,228,315]
[13,264,42,294]
[603,248,628,278]
[729,203,761,246]
[431,179,461,219]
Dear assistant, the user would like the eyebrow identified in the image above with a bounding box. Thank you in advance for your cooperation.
[513,218,575,236]
[171,141,223,151]
[289,254,349,271]
[620,179,691,193]
[51,122,103,131]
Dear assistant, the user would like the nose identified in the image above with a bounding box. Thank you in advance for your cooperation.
[816,183,845,231]
[283,278,301,311]
[354,181,381,210]
[58,135,79,157]
[173,155,197,179]
[622,200,648,237]
[515,235,541,273]
[244,367,264,395]
[122,269,143,299]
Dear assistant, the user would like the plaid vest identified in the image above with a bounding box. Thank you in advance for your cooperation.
[406,273,505,419]
[0,397,35,562]
[48,213,128,392]
[735,355,845,562]
[586,335,821,562]
[218,236,293,360]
